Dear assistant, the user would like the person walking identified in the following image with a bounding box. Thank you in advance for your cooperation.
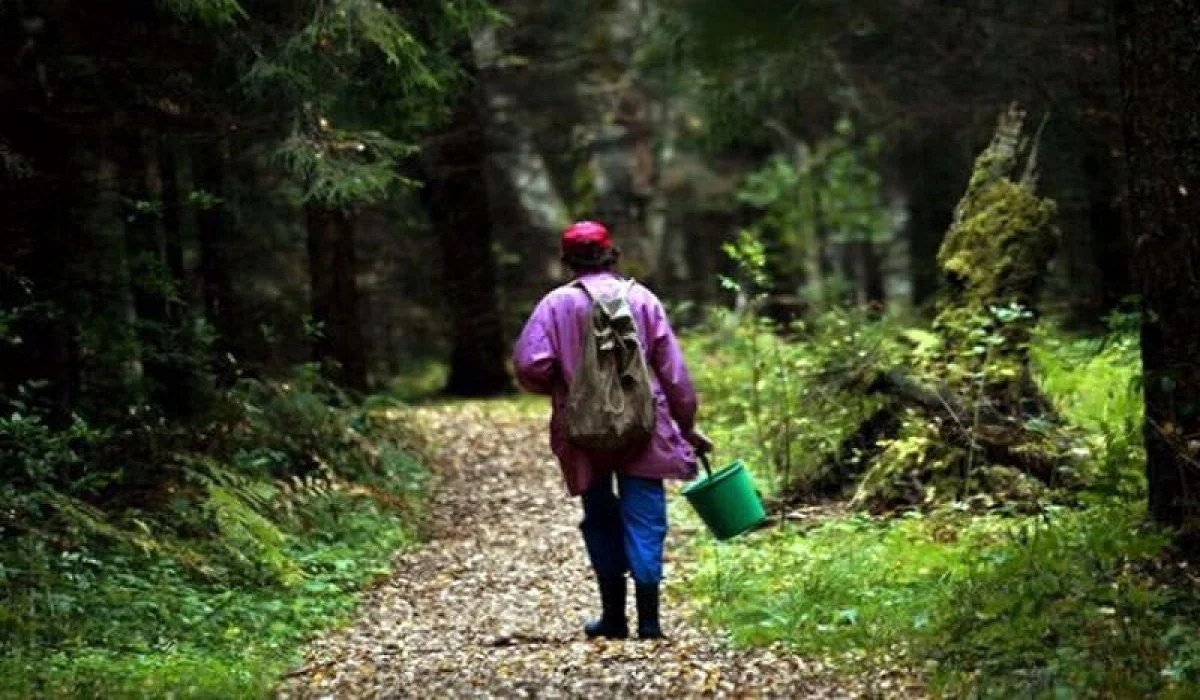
[512,220,712,640]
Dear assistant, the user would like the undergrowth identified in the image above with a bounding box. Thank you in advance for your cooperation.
[680,314,1200,697]
[681,306,897,496]
[0,365,429,698]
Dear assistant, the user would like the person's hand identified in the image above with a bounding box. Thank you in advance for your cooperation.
[685,427,714,454]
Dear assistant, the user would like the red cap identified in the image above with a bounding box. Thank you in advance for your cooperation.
[561,221,613,253]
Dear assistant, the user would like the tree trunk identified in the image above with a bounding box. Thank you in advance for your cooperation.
[808,173,834,307]
[681,210,737,306]
[306,204,369,393]
[124,131,181,409]
[1,121,82,423]
[128,132,203,416]
[1085,142,1134,315]
[422,48,512,397]
[897,135,961,307]
[856,237,886,311]
[194,140,244,371]
[161,139,186,286]
[838,239,857,305]
[1116,0,1200,536]
[96,153,144,390]
[790,109,1072,512]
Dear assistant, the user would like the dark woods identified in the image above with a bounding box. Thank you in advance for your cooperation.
[2,0,1200,582]
[0,1,1143,417]
[4,0,1200,696]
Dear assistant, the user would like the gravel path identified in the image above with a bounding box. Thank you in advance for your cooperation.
[278,401,869,698]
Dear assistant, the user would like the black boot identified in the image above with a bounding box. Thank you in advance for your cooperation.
[584,576,629,639]
[635,582,664,639]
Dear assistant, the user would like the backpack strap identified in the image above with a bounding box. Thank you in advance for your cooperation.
[573,277,637,303]
[572,279,595,302]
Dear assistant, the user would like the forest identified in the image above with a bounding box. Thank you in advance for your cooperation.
[3,0,1200,697]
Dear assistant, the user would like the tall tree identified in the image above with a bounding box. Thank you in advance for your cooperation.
[243,0,495,390]
[306,204,368,392]
[422,47,512,397]
[194,139,246,368]
[1116,0,1200,536]
[666,0,1129,316]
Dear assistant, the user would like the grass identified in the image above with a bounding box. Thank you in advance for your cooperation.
[681,503,1192,697]
[680,308,892,496]
[0,371,431,699]
[0,496,418,699]
[385,358,450,403]
[678,321,1200,697]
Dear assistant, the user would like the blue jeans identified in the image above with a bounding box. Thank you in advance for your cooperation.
[580,472,667,585]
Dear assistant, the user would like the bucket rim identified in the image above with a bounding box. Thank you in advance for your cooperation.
[681,459,748,496]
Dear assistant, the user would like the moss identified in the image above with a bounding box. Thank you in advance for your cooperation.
[852,417,964,510]
[849,393,1082,512]
[936,107,1059,312]
[927,106,1060,405]
[938,180,1057,308]
[805,108,1087,513]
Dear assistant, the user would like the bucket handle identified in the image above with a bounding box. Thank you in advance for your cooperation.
[698,450,714,480]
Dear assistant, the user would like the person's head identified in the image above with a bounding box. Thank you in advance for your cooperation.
[561,220,620,274]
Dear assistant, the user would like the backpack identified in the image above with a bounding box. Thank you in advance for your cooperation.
[564,278,657,451]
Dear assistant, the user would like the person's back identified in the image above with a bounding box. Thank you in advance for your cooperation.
[513,221,711,640]
[516,272,699,487]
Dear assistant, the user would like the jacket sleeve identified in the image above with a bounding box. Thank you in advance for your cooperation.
[513,297,558,395]
[647,296,698,432]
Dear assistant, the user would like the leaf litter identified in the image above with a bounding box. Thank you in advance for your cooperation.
[277,401,918,699]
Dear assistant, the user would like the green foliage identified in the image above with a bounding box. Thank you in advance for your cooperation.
[684,307,899,495]
[925,303,1037,394]
[682,313,1177,696]
[937,108,1059,311]
[689,233,904,495]
[0,2,499,689]
[0,495,412,699]
[191,463,302,586]
[682,503,1200,697]
[1032,323,1145,499]
[720,228,771,292]
[841,301,1092,510]
[688,280,1140,507]
[385,359,450,403]
[737,118,891,304]
[158,0,246,26]
[277,129,419,209]
[0,410,108,500]
[0,372,429,698]
[240,0,498,209]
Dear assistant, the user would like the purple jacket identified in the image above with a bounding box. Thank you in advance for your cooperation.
[513,271,699,495]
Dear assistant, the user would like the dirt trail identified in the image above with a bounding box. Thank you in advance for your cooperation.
[279,401,862,698]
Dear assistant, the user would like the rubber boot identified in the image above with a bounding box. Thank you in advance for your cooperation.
[635,582,664,639]
[584,576,629,639]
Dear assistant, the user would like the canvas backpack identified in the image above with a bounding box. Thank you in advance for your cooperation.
[564,279,657,451]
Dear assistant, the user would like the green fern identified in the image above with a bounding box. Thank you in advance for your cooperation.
[43,490,217,577]
[158,0,246,26]
[184,461,303,586]
[273,467,340,522]
[202,484,302,586]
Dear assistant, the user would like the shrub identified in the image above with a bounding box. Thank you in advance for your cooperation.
[0,365,429,698]
[679,317,1190,697]
[684,306,899,497]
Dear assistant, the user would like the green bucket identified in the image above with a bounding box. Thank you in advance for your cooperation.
[681,454,767,541]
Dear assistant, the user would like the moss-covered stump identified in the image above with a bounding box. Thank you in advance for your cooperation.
[937,106,1058,312]
[931,105,1060,415]
[799,107,1087,513]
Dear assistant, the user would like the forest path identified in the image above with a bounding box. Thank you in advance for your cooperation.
[278,400,865,698]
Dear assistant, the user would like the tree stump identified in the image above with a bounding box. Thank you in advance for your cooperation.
[795,106,1087,512]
